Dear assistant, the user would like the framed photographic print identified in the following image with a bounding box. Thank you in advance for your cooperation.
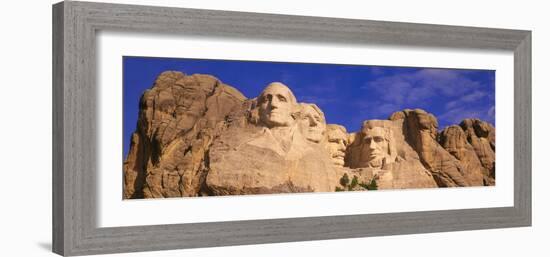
[52,1,531,256]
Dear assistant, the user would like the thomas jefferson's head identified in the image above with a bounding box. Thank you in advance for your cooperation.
[299,103,326,143]
[258,82,298,128]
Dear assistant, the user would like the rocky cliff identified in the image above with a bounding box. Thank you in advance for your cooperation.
[123,71,496,199]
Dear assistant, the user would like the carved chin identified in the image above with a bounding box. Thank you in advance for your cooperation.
[306,133,323,143]
[263,116,291,127]
[332,157,345,166]
[361,155,384,168]
[269,120,290,127]
[368,156,387,168]
[330,153,345,166]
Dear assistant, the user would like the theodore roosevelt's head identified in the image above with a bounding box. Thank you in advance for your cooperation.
[326,124,348,166]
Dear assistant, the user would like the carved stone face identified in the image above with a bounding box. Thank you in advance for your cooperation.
[326,126,347,166]
[258,83,296,128]
[299,104,326,143]
[359,127,391,168]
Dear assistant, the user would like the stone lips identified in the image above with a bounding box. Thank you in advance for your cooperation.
[123,72,496,198]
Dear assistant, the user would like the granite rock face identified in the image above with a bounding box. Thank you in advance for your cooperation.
[389,109,470,187]
[123,71,246,198]
[123,72,496,199]
[206,124,340,195]
[439,125,485,186]
[438,119,496,186]
[460,119,496,185]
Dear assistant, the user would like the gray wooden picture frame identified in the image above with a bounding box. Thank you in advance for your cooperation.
[52,1,531,256]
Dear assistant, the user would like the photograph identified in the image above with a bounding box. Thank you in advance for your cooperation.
[47,1,534,256]
[122,57,496,199]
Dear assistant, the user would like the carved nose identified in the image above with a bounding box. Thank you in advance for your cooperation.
[309,118,317,126]
[270,99,280,108]
[338,141,346,149]
[368,140,376,149]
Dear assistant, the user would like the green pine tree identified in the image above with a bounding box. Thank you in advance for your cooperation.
[350,175,359,190]
[367,178,378,190]
[340,173,350,187]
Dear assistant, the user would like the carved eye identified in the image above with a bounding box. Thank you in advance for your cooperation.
[260,95,272,103]
[374,137,384,143]
[277,95,287,102]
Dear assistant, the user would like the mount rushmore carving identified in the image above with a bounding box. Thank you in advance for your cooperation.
[123,71,496,199]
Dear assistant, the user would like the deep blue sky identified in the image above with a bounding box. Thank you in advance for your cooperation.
[123,56,495,157]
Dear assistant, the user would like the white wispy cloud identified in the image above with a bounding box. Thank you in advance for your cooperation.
[438,104,496,128]
[362,68,483,107]
[445,90,488,110]
[359,68,493,126]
